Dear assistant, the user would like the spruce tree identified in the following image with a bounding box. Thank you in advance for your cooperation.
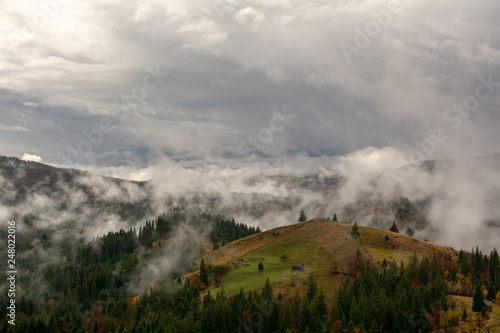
[262,277,273,301]
[333,213,338,222]
[490,249,499,286]
[472,284,485,312]
[293,291,301,318]
[351,222,360,239]
[200,259,209,286]
[390,221,399,233]
[306,274,318,302]
[487,283,496,301]
[299,209,307,222]
[280,303,293,333]
[258,262,264,271]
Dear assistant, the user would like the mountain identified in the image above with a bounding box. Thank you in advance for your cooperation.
[0,156,155,244]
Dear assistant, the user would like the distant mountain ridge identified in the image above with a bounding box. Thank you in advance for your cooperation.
[0,156,154,229]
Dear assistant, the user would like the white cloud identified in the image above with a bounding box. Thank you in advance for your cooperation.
[234,7,265,26]
[0,124,30,132]
[21,153,42,162]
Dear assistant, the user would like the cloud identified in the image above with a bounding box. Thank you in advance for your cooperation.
[21,153,42,162]
[0,0,499,167]
[0,124,30,132]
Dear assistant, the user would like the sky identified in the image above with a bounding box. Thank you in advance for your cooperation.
[1,0,500,175]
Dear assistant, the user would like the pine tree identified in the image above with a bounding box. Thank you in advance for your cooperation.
[390,221,399,233]
[262,277,273,301]
[333,213,338,222]
[200,259,209,286]
[340,314,347,332]
[299,209,307,222]
[306,274,318,302]
[487,283,496,301]
[472,284,485,312]
[490,249,499,286]
[258,262,264,271]
[351,222,360,239]
[281,303,293,333]
[382,258,388,268]
[311,289,327,331]
[298,295,310,332]
[293,291,301,319]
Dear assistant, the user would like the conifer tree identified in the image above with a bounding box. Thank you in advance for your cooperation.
[472,284,485,312]
[200,259,209,286]
[351,222,360,239]
[281,303,293,333]
[258,262,264,271]
[306,274,318,302]
[299,209,307,222]
[293,291,301,319]
[490,249,499,286]
[390,221,399,233]
[262,277,273,301]
[333,213,338,222]
[487,283,496,301]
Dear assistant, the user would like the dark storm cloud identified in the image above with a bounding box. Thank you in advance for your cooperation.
[0,0,499,167]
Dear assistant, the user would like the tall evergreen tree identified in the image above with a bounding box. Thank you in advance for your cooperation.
[293,291,301,319]
[262,277,273,301]
[306,274,318,302]
[299,209,307,222]
[281,303,293,333]
[200,259,209,286]
[351,222,360,239]
[333,213,338,222]
[490,249,499,287]
[472,284,485,312]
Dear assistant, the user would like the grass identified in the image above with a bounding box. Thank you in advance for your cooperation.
[204,256,309,296]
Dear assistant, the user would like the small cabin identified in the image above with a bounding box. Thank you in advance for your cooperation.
[485,301,493,312]
[292,263,304,271]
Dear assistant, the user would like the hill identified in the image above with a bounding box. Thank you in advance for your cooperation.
[199,219,458,298]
